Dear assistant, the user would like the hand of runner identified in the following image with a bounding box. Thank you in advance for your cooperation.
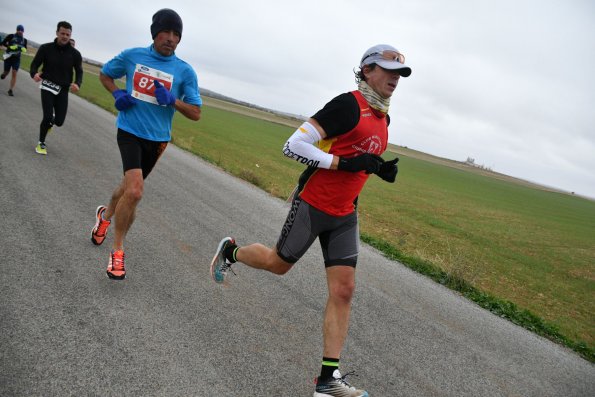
[375,157,399,182]
[153,80,176,106]
[338,153,384,174]
[112,89,136,111]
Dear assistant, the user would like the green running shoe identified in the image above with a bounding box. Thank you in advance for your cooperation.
[35,142,47,155]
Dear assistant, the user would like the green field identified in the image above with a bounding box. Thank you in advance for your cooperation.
[11,52,595,361]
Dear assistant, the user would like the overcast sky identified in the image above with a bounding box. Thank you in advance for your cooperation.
[2,0,594,198]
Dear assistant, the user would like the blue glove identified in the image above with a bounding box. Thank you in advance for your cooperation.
[153,80,176,106]
[112,89,136,111]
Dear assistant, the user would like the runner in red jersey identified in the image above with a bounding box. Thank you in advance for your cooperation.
[211,44,411,396]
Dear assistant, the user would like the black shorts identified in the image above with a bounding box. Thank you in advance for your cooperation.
[117,129,168,179]
[3,56,21,72]
[276,196,359,267]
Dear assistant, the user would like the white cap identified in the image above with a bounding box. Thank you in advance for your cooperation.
[360,44,411,77]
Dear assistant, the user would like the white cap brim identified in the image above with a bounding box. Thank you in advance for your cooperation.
[374,59,412,77]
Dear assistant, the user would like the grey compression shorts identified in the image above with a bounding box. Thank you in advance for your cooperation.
[276,196,359,267]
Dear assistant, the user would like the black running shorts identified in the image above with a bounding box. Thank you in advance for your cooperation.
[3,56,21,72]
[117,129,168,179]
[276,196,359,267]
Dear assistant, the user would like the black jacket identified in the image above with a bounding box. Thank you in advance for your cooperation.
[30,39,83,88]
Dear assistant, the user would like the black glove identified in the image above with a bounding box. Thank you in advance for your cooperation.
[376,157,399,182]
[338,153,384,174]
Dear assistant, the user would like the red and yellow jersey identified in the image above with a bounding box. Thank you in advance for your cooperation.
[298,90,388,216]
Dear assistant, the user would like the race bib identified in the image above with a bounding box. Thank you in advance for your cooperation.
[2,53,14,60]
[40,79,62,95]
[131,64,174,105]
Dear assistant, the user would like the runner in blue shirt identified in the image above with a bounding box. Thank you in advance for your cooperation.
[91,8,202,280]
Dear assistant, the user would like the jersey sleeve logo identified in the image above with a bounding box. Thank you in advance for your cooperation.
[132,64,174,105]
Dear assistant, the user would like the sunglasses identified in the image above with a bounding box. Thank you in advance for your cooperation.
[362,50,405,65]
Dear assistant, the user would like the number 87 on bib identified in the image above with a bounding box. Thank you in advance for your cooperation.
[132,64,174,105]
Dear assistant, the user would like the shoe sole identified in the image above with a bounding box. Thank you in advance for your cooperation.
[107,271,125,280]
[313,391,368,397]
[210,237,233,283]
[91,205,108,245]
[35,148,47,155]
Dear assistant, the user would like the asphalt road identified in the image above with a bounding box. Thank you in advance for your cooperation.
[1,73,593,397]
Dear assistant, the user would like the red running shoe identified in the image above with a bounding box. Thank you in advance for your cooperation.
[107,249,126,280]
[91,205,111,245]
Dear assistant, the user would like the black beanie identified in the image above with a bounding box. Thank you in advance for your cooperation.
[150,9,183,39]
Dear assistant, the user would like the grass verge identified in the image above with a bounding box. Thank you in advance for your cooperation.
[361,233,594,362]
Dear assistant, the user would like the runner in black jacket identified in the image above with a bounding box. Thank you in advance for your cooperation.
[30,21,83,155]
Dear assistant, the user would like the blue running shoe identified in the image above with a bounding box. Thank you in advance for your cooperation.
[210,237,235,284]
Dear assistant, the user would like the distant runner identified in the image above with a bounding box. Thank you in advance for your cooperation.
[1,24,28,96]
[30,21,83,155]
[90,8,202,280]
[210,44,411,397]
